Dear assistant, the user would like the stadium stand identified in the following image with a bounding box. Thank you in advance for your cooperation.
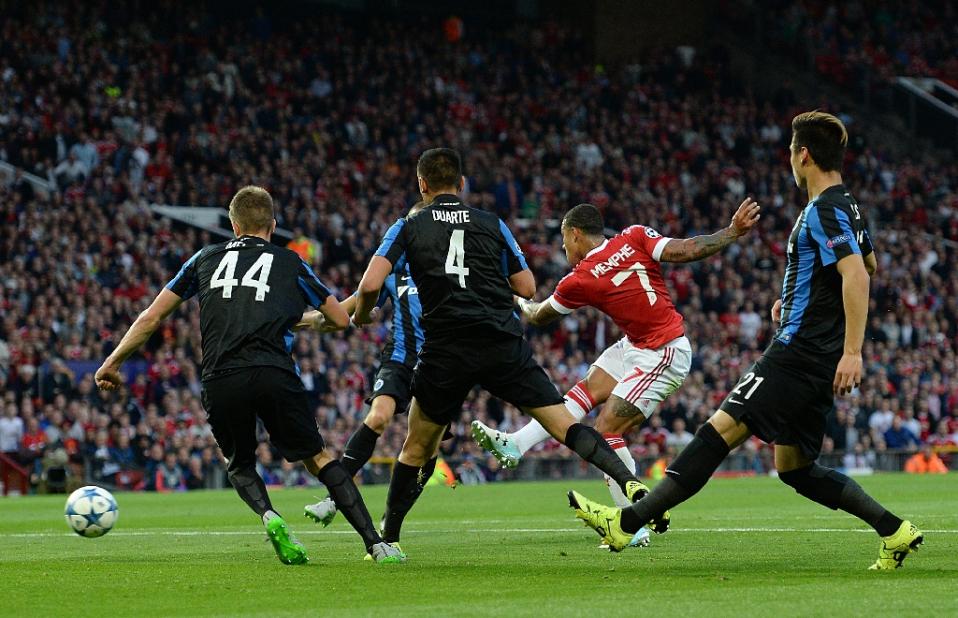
[1,2,955,492]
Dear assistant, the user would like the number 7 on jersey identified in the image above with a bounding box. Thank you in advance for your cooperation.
[445,229,470,288]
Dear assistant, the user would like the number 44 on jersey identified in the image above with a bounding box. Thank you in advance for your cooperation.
[211,251,274,301]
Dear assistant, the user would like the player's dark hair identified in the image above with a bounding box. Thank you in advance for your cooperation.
[229,186,274,234]
[791,111,848,173]
[562,203,604,236]
[417,148,462,191]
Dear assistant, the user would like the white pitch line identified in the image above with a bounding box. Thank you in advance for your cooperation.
[2,527,956,539]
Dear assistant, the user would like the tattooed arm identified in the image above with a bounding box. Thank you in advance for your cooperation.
[658,197,761,263]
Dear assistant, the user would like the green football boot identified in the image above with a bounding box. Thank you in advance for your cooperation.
[265,515,309,565]
[568,490,633,552]
[624,480,670,534]
[869,520,923,570]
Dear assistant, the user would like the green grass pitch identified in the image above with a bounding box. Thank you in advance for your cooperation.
[2,474,956,617]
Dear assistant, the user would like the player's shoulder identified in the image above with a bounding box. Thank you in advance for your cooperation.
[812,185,859,214]
[560,262,591,288]
[462,203,500,228]
[621,223,664,241]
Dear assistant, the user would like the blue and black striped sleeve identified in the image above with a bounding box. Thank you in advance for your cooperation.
[165,249,204,299]
[498,219,528,276]
[297,258,331,308]
[374,218,408,269]
[806,203,862,266]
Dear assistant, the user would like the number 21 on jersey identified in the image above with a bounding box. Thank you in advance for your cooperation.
[210,251,273,301]
[445,229,470,288]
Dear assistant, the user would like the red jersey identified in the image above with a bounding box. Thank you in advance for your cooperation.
[548,225,684,349]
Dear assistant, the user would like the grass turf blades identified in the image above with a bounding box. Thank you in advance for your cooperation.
[1,475,955,617]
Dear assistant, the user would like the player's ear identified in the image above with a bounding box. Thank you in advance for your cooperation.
[458,175,465,193]
[230,219,241,237]
[418,176,428,195]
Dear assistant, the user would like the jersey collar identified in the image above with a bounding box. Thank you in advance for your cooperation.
[807,183,846,206]
[432,193,462,207]
[585,239,609,258]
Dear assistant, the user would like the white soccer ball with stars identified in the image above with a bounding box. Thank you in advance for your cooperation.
[64,486,119,538]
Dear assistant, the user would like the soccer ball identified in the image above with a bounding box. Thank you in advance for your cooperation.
[64,486,119,538]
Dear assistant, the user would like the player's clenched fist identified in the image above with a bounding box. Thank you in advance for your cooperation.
[730,197,761,237]
[771,299,782,322]
[94,364,123,391]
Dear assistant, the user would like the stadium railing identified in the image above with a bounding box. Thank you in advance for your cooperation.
[24,449,955,496]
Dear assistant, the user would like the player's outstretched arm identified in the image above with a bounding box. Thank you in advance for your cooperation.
[95,288,183,391]
[834,254,869,396]
[317,295,350,332]
[659,197,761,263]
[354,256,392,326]
[517,296,564,327]
[295,294,358,332]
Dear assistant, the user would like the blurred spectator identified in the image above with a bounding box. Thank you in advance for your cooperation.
[0,404,24,457]
[155,452,186,493]
[185,458,206,490]
[904,445,948,474]
[666,419,694,450]
[456,456,487,485]
[883,417,919,451]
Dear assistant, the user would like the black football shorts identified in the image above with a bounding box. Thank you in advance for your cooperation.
[719,342,835,459]
[202,366,324,470]
[411,334,565,425]
[365,360,414,414]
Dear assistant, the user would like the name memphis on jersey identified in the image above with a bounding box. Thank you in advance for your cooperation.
[589,243,636,278]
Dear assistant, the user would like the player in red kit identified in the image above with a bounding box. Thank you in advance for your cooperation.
[472,199,760,546]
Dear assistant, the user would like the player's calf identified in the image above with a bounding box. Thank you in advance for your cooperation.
[777,461,904,537]
[619,421,732,533]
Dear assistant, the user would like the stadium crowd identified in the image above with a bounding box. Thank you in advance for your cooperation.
[1,3,956,492]
[756,0,958,87]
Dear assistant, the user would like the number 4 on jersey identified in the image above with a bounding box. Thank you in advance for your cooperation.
[211,251,273,301]
[445,229,470,288]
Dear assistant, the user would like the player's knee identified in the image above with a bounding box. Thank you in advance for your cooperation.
[695,421,729,451]
[302,450,331,475]
[399,438,431,466]
[364,406,393,434]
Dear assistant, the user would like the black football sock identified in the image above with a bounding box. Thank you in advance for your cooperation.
[620,423,730,533]
[778,463,903,536]
[227,466,274,518]
[382,461,426,543]
[408,456,439,500]
[316,460,382,550]
[564,423,637,492]
[342,423,382,477]
[420,456,438,486]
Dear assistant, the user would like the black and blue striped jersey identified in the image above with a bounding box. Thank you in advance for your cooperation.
[376,263,424,367]
[374,193,528,340]
[775,184,874,363]
[166,235,331,380]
